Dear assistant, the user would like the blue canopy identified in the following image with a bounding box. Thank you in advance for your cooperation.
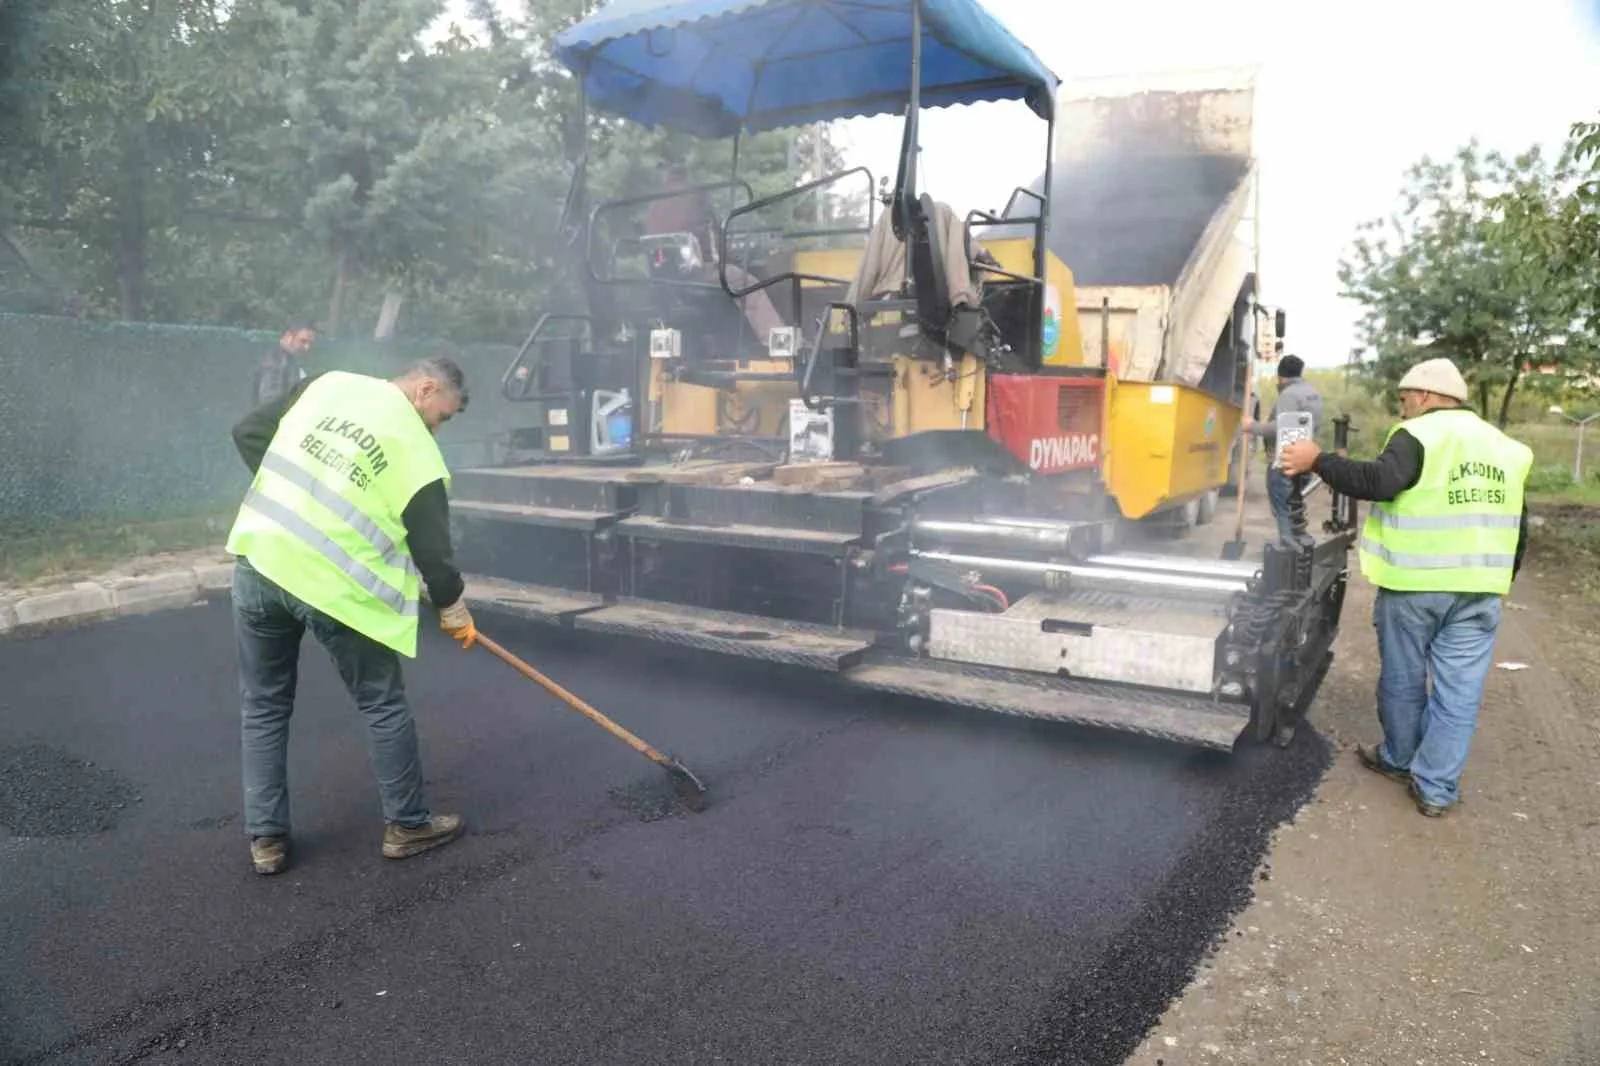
[552,0,1059,138]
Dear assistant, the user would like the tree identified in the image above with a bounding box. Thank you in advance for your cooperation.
[203,0,558,332]
[1557,116,1600,335]
[0,0,850,341]
[0,0,236,319]
[1339,141,1600,426]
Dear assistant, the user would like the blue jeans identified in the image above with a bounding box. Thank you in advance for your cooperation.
[1373,589,1503,808]
[1265,466,1295,543]
[231,557,431,838]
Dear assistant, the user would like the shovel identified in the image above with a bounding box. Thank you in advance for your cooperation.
[475,630,709,813]
[1221,364,1256,561]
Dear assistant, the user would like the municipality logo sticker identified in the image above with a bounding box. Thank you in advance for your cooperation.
[1204,407,1217,438]
[1042,284,1062,357]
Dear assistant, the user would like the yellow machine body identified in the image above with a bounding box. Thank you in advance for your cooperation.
[655,238,1239,519]
[650,358,796,437]
[1104,380,1239,519]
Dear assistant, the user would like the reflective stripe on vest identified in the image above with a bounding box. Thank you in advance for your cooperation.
[1364,509,1522,532]
[239,487,418,617]
[1356,409,1532,595]
[1357,537,1517,571]
[256,451,418,586]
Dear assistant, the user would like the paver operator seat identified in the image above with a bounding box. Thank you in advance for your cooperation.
[845,193,996,363]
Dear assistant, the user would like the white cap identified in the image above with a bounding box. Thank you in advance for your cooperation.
[1398,357,1469,403]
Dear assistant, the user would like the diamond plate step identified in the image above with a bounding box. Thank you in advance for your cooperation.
[574,600,874,671]
[463,577,605,625]
[842,661,1249,751]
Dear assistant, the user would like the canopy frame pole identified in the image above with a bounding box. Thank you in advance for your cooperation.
[890,0,924,242]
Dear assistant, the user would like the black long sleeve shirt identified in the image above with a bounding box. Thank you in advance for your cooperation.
[1311,409,1528,578]
[230,373,466,608]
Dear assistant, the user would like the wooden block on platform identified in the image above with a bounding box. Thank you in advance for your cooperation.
[771,462,867,489]
[870,467,979,504]
[655,461,779,486]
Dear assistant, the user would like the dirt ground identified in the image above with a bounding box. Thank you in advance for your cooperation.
[1127,503,1600,1066]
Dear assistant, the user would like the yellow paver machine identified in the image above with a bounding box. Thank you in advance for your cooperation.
[454,0,1360,750]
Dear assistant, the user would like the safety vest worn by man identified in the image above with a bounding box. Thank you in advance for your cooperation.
[226,371,450,657]
[1359,409,1533,596]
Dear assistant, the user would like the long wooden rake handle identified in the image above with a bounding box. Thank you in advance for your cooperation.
[474,630,676,771]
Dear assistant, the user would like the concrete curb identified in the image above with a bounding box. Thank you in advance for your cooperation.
[0,563,234,639]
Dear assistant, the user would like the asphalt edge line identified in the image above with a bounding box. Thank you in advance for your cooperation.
[0,563,235,640]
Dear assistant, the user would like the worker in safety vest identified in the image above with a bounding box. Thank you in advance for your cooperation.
[226,357,478,875]
[1281,357,1532,817]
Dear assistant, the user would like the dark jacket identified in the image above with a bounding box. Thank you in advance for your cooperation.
[253,347,307,408]
[1312,408,1529,579]
[230,373,466,608]
[1249,378,1325,453]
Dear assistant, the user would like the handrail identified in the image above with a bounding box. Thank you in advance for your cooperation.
[586,178,757,285]
[1001,185,1045,219]
[800,301,861,412]
[500,312,592,403]
[718,166,877,303]
[972,263,1042,286]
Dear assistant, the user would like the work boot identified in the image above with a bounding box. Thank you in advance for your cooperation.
[382,814,464,860]
[1355,743,1410,785]
[1408,780,1453,819]
[251,835,290,876]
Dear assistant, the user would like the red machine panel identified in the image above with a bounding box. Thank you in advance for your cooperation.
[986,375,1105,474]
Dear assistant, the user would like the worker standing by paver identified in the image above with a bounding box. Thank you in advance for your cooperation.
[1242,354,1324,543]
[225,357,479,874]
[1280,357,1532,817]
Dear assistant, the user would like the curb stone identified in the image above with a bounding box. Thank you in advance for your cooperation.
[108,571,205,616]
[0,562,234,639]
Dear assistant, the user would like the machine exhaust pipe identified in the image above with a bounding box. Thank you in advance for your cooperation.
[911,518,1090,555]
[1082,553,1261,582]
[911,550,1249,599]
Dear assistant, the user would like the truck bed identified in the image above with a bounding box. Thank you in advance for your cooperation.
[1035,153,1251,287]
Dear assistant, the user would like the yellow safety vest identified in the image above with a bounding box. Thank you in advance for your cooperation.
[1358,408,1533,596]
[226,371,451,657]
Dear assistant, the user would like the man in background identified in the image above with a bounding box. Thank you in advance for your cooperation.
[1243,354,1324,542]
[253,320,315,407]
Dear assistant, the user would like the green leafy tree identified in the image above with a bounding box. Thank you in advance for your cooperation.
[1561,116,1599,334]
[1340,141,1600,426]
[0,0,863,341]
[0,0,234,319]
[204,0,558,333]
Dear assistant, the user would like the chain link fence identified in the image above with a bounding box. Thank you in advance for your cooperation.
[0,313,523,569]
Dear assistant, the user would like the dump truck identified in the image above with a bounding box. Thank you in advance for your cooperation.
[449,0,1358,752]
[1000,69,1272,530]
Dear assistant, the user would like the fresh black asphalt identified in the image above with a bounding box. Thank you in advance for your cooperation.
[0,597,1330,1065]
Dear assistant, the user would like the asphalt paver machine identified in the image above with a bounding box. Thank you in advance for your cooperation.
[453,0,1359,750]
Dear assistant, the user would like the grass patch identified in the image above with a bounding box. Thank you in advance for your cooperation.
[0,510,230,585]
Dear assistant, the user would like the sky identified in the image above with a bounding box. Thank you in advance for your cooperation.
[440,0,1600,369]
[832,0,1600,367]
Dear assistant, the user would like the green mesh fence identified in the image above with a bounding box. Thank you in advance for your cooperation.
[0,313,524,538]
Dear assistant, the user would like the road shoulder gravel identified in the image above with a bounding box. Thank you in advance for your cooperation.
[1126,553,1600,1066]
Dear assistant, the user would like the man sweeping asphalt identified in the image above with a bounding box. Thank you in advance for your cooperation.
[1281,357,1533,817]
[225,357,479,874]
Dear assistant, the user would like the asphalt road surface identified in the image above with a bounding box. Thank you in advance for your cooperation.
[0,597,1329,1066]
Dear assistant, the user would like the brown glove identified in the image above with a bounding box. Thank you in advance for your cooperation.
[437,599,477,650]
